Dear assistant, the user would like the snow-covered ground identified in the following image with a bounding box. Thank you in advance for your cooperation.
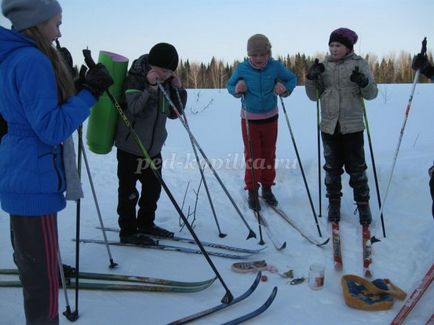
[0,84,433,324]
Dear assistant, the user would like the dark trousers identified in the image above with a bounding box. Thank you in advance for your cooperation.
[10,214,59,325]
[321,129,369,202]
[117,149,162,237]
[241,118,278,191]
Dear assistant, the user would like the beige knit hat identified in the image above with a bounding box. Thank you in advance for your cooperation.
[247,34,271,56]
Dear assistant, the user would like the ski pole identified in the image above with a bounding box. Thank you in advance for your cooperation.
[57,248,77,321]
[157,82,256,240]
[374,37,427,240]
[79,136,118,267]
[72,125,83,320]
[174,89,227,238]
[82,49,233,304]
[278,96,323,237]
[316,88,322,219]
[241,95,265,245]
[359,95,385,238]
[56,39,81,319]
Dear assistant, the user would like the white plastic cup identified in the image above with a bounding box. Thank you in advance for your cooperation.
[308,263,325,290]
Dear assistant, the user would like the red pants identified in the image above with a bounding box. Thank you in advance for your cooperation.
[241,118,278,190]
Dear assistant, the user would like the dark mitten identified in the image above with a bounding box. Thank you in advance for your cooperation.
[306,59,325,80]
[423,65,434,79]
[80,63,114,98]
[350,67,369,88]
[412,54,434,78]
[412,53,428,71]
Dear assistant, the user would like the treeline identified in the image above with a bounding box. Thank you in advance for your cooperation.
[176,51,433,89]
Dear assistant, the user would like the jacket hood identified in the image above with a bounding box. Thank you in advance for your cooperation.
[0,26,34,64]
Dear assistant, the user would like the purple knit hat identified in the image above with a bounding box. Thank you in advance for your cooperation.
[328,28,358,50]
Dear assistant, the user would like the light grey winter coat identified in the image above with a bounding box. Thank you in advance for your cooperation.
[305,52,378,135]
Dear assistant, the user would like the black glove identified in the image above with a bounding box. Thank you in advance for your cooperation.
[78,63,114,98]
[350,67,369,88]
[306,59,325,80]
[412,54,434,78]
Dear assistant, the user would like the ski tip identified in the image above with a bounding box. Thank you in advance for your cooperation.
[279,242,287,250]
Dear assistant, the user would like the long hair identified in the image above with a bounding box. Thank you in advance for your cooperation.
[23,27,75,104]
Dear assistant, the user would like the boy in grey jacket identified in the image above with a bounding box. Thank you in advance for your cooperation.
[305,28,378,225]
[114,43,187,244]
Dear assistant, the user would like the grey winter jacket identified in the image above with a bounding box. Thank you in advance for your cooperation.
[114,55,187,157]
[305,52,378,135]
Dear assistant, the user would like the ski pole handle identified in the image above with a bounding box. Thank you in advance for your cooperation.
[82,48,96,69]
[421,37,427,56]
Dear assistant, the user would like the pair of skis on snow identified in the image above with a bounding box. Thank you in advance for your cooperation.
[168,272,277,324]
[331,222,372,278]
[79,227,267,260]
[0,268,276,324]
[252,200,330,251]
[0,267,216,293]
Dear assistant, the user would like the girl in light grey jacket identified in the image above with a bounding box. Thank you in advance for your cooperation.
[305,27,378,225]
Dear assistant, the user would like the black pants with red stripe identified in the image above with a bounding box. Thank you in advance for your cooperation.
[10,214,59,325]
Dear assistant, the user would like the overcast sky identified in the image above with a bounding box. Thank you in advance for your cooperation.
[1,0,433,64]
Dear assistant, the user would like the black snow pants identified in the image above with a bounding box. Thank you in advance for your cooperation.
[321,128,370,202]
[116,148,162,237]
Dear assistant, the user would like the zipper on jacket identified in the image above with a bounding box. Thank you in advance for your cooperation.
[52,145,63,191]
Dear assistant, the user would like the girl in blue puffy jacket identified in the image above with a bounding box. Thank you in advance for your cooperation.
[0,0,112,323]
[227,34,297,211]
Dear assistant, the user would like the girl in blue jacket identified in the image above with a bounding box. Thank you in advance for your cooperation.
[0,0,112,323]
[227,34,297,211]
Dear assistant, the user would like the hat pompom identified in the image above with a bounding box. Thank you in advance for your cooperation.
[148,43,179,71]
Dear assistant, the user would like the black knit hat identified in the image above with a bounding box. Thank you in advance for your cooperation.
[148,43,179,71]
[328,28,358,51]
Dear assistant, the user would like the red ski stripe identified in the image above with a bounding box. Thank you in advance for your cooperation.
[391,263,434,325]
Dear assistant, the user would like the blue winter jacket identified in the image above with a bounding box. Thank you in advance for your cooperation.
[0,27,96,216]
[227,58,297,113]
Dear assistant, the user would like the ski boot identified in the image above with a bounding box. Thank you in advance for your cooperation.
[138,224,174,238]
[356,201,372,225]
[328,199,341,223]
[262,186,278,206]
[248,189,261,211]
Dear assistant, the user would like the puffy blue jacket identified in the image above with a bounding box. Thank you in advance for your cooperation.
[227,58,297,113]
[0,27,96,215]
